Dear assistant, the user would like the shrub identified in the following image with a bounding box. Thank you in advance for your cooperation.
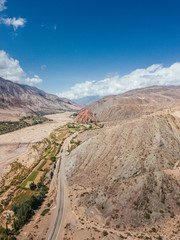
[37,181,43,189]
[152,227,157,232]
[9,237,17,240]
[103,230,108,236]
[50,156,56,162]
[144,212,150,219]
[0,204,3,213]
[41,208,50,216]
[29,182,36,191]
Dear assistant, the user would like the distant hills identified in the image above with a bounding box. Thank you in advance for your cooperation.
[0,78,79,120]
[72,95,101,105]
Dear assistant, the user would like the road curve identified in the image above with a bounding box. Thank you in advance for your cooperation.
[48,133,78,240]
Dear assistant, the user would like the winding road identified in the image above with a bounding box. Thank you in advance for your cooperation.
[48,132,78,240]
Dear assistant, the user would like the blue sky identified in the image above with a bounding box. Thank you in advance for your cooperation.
[0,0,180,99]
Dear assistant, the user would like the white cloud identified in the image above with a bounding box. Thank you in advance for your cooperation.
[0,0,26,31]
[58,63,180,99]
[1,17,26,30]
[0,0,6,12]
[0,50,42,84]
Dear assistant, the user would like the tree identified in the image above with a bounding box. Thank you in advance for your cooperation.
[29,182,36,191]
[37,181,43,189]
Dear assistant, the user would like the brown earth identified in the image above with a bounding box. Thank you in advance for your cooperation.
[42,160,52,171]
[0,77,79,120]
[87,85,180,122]
[74,108,95,123]
[34,171,44,185]
[62,86,180,239]
[2,85,180,239]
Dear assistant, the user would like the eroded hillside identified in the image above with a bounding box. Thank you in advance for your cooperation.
[87,86,180,122]
[0,78,79,121]
[63,86,180,239]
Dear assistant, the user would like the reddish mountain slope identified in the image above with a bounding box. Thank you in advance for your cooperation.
[74,108,95,123]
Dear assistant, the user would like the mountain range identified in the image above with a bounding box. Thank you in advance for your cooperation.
[0,78,79,120]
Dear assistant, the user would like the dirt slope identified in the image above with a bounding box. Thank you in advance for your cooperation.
[64,89,180,239]
[66,113,180,225]
[0,77,79,120]
[74,108,95,122]
[87,85,180,122]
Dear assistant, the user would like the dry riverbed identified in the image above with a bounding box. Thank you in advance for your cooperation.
[0,112,72,178]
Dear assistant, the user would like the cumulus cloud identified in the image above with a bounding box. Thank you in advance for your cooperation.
[0,0,26,31]
[0,0,6,12]
[0,50,42,84]
[58,63,180,99]
[1,17,26,30]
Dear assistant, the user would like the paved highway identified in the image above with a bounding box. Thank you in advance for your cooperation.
[48,133,78,240]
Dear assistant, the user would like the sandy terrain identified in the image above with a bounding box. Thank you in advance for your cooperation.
[0,112,72,178]
[0,108,23,121]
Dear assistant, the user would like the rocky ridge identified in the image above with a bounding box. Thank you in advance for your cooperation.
[0,77,79,120]
[64,86,180,239]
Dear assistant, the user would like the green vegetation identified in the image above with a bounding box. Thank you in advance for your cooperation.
[66,122,103,153]
[41,208,50,216]
[12,185,48,232]
[0,204,3,213]
[29,182,37,191]
[0,162,30,200]
[0,121,104,238]
[71,112,78,117]
[68,139,82,153]
[103,230,108,236]
[0,225,17,239]
[67,123,81,131]
[10,189,36,207]
[0,115,52,135]
[38,160,47,171]
[21,171,39,188]
[50,156,56,162]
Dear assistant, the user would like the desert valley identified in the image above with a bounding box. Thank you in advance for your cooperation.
[1,1,180,239]
[0,78,179,240]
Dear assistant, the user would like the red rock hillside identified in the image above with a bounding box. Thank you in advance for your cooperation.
[74,108,95,123]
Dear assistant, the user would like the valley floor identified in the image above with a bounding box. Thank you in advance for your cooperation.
[0,112,72,179]
[0,111,180,240]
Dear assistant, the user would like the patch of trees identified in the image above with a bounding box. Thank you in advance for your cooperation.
[0,225,17,240]
[12,185,48,232]
[0,116,51,135]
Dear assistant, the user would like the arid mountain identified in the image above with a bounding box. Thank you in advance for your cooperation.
[74,108,95,123]
[87,85,180,122]
[64,86,180,239]
[0,78,79,120]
